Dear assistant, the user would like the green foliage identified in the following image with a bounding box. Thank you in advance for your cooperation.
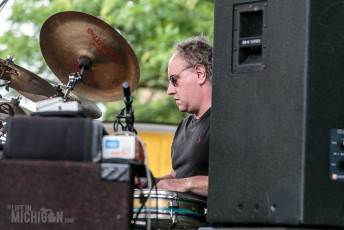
[0,0,213,124]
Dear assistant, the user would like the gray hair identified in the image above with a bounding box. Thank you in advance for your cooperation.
[173,36,213,81]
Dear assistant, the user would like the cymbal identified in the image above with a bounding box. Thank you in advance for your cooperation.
[0,58,32,81]
[40,11,140,102]
[15,82,57,102]
[69,92,102,119]
[0,58,58,101]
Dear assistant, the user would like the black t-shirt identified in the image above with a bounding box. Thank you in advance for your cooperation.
[172,108,211,178]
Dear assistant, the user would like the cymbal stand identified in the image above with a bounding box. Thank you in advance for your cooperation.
[63,73,82,101]
[63,57,92,101]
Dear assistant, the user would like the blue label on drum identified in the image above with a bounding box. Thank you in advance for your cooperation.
[105,140,119,148]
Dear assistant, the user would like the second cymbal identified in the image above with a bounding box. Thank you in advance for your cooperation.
[0,58,32,81]
[40,11,140,102]
[0,58,57,101]
[66,91,102,119]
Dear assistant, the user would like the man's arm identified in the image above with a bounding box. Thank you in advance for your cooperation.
[154,168,175,183]
[136,169,175,188]
[155,175,208,197]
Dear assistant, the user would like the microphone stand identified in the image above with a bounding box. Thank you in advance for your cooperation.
[113,82,137,134]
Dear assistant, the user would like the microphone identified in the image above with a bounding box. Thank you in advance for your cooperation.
[122,82,132,114]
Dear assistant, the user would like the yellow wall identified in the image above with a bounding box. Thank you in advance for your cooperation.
[138,132,173,177]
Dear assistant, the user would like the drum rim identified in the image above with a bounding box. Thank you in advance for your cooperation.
[132,213,207,228]
[134,189,207,203]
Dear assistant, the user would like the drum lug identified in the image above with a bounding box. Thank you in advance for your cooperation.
[169,197,179,223]
[168,200,179,209]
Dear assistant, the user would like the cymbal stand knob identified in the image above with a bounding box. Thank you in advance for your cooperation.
[79,57,92,71]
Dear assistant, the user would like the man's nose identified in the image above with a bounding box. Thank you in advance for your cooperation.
[167,82,176,95]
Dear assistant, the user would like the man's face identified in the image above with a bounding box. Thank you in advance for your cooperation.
[167,54,198,113]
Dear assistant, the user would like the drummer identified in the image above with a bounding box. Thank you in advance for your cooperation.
[155,36,212,197]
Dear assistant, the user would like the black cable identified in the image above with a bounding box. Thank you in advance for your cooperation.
[132,170,158,229]
[153,177,159,230]
[132,186,153,228]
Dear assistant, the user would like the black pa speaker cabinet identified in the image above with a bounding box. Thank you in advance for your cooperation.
[208,0,344,228]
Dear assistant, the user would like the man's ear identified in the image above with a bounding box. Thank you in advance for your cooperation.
[195,64,207,85]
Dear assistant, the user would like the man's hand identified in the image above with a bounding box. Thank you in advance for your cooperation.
[155,176,208,196]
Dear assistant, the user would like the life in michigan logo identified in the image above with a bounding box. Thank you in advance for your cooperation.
[7,205,74,224]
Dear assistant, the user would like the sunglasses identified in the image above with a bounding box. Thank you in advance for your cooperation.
[168,66,194,87]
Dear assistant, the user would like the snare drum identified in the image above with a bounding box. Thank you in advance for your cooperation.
[132,189,207,229]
